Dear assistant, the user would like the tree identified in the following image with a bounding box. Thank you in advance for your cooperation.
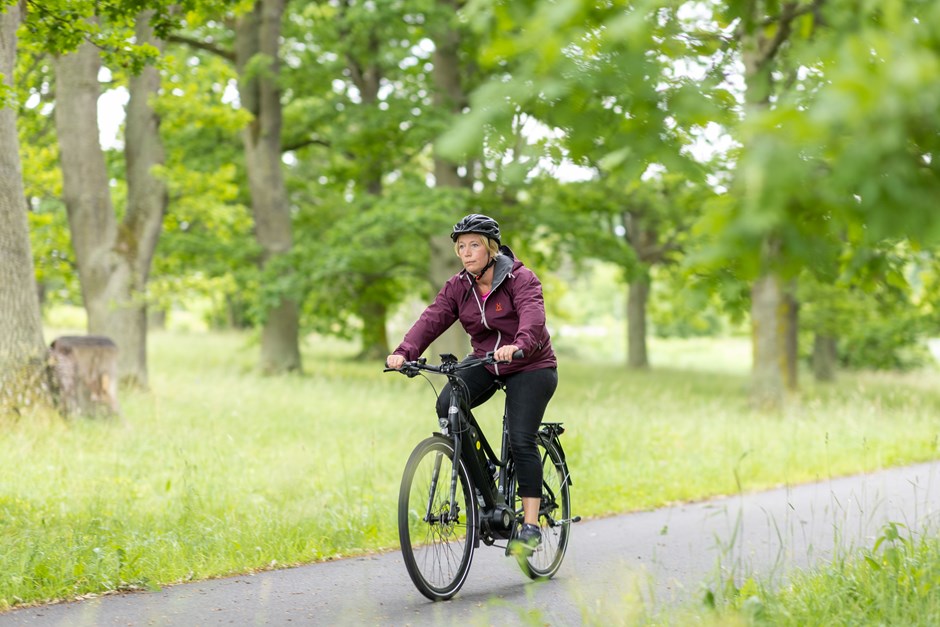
[535,172,702,368]
[423,0,479,361]
[233,0,302,373]
[697,0,940,403]
[3,0,184,403]
[731,0,821,406]
[17,0,234,388]
[0,0,50,412]
[438,0,720,369]
[53,12,168,388]
[165,1,301,373]
[281,0,457,360]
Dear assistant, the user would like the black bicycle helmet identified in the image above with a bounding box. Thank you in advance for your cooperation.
[450,213,500,245]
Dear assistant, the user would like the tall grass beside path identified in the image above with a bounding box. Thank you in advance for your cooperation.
[0,330,938,610]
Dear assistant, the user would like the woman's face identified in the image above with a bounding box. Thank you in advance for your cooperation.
[456,234,490,275]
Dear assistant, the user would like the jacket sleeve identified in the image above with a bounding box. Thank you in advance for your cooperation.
[510,268,548,355]
[392,280,460,360]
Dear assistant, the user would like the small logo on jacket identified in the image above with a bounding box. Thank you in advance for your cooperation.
[495,302,503,312]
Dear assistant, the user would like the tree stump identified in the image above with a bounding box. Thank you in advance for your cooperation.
[49,335,120,418]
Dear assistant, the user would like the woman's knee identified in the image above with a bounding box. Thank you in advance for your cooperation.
[509,428,538,457]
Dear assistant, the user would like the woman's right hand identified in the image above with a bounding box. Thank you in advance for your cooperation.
[385,354,405,370]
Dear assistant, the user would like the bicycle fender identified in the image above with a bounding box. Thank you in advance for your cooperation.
[537,431,573,487]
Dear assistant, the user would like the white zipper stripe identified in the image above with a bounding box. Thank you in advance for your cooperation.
[468,274,504,375]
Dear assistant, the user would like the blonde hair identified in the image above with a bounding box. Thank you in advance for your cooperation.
[454,234,500,258]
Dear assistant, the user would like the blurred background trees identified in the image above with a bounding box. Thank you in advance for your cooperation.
[2,0,939,412]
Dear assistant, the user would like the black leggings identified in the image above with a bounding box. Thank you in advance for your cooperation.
[436,363,558,498]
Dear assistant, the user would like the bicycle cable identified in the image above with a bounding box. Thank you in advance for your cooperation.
[414,372,440,399]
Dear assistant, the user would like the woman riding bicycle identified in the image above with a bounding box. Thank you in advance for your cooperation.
[386,213,558,552]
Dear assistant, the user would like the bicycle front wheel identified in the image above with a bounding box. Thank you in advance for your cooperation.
[514,437,571,580]
[398,435,478,601]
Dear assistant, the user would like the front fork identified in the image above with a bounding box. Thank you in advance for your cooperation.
[427,404,463,525]
[447,405,462,522]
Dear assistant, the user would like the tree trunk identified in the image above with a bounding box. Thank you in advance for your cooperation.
[812,334,837,382]
[741,13,799,408]
[0,1,51,412]
[235,0,301,374]
[54,15,168,389]
[426,0,470,361]
[358,300,389,361]
[784,286,799,389]
[750,273,798,408]
[623,208,659,370]
[55,37,130,377]
[123,11,169,385]
[626,273,650,369]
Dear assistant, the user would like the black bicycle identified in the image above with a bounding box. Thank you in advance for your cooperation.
[385,351,579,601]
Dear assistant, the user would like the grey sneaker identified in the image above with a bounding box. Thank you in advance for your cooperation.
[510,523,542,554]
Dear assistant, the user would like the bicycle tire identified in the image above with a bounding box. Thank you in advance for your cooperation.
[398,435,478,601]
[512,437,571,580]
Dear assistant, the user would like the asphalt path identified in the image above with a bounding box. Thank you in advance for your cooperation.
[3,461,939,626]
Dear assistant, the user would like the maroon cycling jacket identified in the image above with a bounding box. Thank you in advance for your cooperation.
[393,247,556,376]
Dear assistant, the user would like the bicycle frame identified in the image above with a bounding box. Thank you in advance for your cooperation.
[433,354,572,546]
[440,367,503,508]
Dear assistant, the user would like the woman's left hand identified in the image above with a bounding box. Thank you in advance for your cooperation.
[494,344,521,362]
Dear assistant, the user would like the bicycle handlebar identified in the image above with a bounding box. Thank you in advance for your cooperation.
[384,350,524,376]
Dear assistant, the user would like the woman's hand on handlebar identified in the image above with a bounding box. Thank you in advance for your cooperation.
[493,344,521,363]
[385,354,405,370]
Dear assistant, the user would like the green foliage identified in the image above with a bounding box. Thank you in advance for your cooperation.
[293,183,464,338]
[17,0,169,73]
[836,305,929,371]
[149,44,258,324]
[446,0,703,183]
[16,0,244,63]
[798,245,934,371]
[696,0,940,278]
[27,199,79,307]
[649,265,729,338]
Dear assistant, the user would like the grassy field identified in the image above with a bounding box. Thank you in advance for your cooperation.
[1,328,939,613]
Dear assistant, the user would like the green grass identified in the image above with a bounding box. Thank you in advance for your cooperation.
[634,523,940,626]
[741,523,940,626]
[1,329,939,611]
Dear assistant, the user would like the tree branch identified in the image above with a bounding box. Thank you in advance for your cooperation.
[166,34,235,62]
[282,136,332,152]
[758,0,826,69]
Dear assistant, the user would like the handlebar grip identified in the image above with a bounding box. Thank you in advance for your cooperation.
[484,349,526,364]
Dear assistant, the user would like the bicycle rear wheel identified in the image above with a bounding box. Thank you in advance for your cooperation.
[398,435,477,601]
[513,437,571,580]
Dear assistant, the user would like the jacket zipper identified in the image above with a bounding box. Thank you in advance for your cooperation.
[469,273,508,375]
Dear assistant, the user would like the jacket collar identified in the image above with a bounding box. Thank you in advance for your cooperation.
[490,247,515,289]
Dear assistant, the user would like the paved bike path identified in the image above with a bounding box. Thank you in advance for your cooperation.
[2,461,939,626]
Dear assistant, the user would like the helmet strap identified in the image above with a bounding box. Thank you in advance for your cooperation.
[472,256,496,282]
